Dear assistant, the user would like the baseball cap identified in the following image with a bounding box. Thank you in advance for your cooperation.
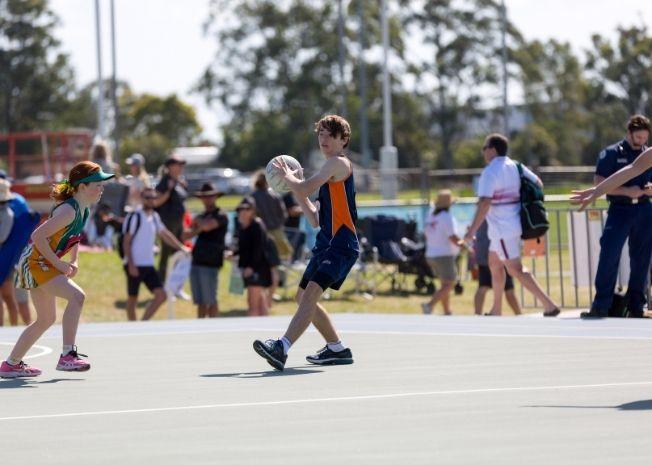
[126,153,145,166]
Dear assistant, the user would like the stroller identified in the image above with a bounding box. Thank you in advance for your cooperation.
[358,215,436,295]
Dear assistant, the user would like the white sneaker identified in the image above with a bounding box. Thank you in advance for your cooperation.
[175,290,191,301]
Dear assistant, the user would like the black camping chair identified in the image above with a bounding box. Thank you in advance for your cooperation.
[358,215,436,295]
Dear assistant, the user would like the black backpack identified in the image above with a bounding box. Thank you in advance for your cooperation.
[517,163,549,240]
[117,211,142,259]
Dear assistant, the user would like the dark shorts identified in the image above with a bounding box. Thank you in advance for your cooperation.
[478,265,514,290]
[125,266,163,297]
[243,268,272,288]
[300,248,359,291]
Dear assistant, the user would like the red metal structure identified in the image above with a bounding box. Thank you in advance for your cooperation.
[0,130,94,212]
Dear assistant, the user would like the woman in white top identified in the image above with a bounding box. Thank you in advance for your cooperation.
[422,190,463,315]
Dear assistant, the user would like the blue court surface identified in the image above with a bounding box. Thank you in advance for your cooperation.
[1,313,652,465]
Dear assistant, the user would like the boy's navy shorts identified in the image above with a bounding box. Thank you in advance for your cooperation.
[299,248,359,291]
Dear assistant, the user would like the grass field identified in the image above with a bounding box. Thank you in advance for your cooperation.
[56,230,595,324]
[3,192,603,325]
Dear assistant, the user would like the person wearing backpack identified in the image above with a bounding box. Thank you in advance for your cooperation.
[122,188,190,321]
[463,133,560,317]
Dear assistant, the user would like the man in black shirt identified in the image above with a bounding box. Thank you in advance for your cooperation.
[154,154,188,280]
[184,183,228,318]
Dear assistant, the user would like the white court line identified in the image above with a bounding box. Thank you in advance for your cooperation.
[0,342,52,360]
[43,328,652,341]
[1,380,652,422]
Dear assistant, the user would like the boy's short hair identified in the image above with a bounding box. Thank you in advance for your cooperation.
[485,133,509,155]
[314,115,351,148]
[627,114,651,133]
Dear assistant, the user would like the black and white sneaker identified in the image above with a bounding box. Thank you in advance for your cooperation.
[306,346,354,365]
[253,339,287,371]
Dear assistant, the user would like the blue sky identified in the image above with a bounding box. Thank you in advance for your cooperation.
[50,0,652,141]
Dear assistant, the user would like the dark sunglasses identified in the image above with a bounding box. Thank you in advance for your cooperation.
[481,145,491,150]
[142,195,158,200]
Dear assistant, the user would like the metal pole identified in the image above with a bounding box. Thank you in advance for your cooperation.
[500,0,509,135]
[110,0,120,158]
[585,210,593,306]
[569,211,579,307]
[94,0,105,139]
[337,0,347,117]
[358,0,370,170]
[556,210,565,307]
[381,0,392,148]
[379,0,398,199]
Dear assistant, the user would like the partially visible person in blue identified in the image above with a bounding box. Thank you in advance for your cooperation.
[582,114,652,319]
[0,172,40,326]
[253,115,358,370]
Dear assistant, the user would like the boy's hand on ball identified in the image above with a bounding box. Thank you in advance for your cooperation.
[273,158,297,179]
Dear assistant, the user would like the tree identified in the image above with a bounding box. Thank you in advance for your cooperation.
[118,92,202,170]
[399,0,521,169]
[0,0,76,132]
[513,39,588,165]
[582,26,652,163]
[196,0,432,170]
[586,26,652,117]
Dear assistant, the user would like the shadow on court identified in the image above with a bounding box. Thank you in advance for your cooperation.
[527,400,652,411]
[0,378,84,389]
[201,367,323,378]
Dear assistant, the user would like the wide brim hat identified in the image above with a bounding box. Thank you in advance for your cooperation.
[164,154,187,166]
[194,182,224,198]
[235,196,256,211]
[435,189,455,209]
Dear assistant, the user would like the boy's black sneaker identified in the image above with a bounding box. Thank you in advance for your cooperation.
[253,339,287,371]
[306,346,354,365]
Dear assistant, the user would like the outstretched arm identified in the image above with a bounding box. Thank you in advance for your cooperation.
[571,147,652,210]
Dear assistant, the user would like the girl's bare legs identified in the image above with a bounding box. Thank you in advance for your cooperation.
[40,276,86,346]
[8,286,57,362]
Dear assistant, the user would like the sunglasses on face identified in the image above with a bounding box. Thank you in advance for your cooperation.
[482,145,491,150]
[143,196,158,200]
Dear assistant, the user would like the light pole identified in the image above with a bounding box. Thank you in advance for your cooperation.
[94,0,105,139]
[358,0,370,172]
[500,0,509,135]
[110,0,120,156]
[337,0,347,117]
[380,0,398,199]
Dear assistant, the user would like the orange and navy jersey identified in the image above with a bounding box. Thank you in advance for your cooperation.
[314,166,359,253]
